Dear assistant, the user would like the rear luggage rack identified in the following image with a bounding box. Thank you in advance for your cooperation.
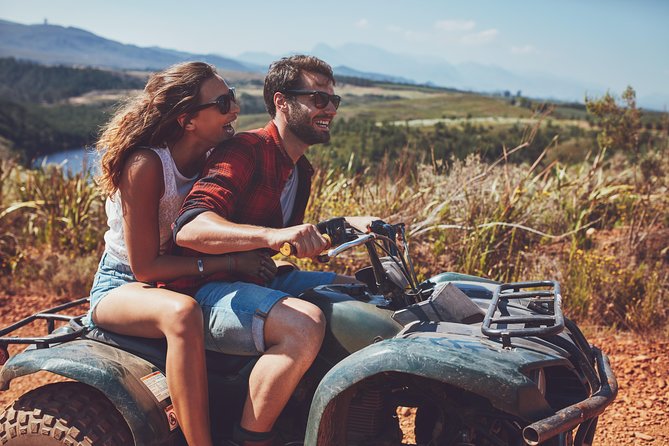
[0,297,88,350]
[482,281,564,347]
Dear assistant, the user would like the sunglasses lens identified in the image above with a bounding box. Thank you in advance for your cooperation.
[331,95,341,110]
[312,92,327,109]
[216,97,229,114]
[313,92,340,110]
[216,90,236,114]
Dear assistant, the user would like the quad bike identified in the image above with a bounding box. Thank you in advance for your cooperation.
[0,218,617,445]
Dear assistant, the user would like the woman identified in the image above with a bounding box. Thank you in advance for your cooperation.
[87,61,275,446]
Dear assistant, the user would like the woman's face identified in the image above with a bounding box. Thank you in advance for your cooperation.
[189,75,240,146]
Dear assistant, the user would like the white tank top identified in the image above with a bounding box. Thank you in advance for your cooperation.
[102,147,198,265]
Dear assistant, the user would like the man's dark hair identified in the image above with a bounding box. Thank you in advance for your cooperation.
[263,55,336,118]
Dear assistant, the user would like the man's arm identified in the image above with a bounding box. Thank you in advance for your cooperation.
[175,211,270,254]
[174,212,380,256]
[176,211,328,259]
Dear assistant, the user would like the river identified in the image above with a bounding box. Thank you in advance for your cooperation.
[32,147,99,176]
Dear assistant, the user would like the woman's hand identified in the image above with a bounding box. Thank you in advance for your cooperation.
[231,250,278,282]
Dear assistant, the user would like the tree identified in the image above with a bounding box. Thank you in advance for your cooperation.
[585,86,641,161]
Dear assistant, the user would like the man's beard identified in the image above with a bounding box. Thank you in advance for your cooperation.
[286,103,331,145]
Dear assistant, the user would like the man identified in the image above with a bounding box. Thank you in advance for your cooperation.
[172,55,373,446]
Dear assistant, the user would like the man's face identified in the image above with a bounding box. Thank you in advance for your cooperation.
[285,72,337,146]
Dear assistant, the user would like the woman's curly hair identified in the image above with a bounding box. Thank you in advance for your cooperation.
[96,61,217,196]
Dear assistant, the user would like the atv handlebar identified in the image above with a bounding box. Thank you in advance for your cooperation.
[326,232,378,258]
[278,218,419,308]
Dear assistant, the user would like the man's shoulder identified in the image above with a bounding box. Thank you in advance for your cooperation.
[232,128,269,145]
[223,125,272,148]
[206,128,261,160]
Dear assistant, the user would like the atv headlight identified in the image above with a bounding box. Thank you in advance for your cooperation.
[527,368,547,397]
[382,258,409,289]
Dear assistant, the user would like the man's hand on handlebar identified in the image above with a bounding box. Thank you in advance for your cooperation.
[269,224,329,259]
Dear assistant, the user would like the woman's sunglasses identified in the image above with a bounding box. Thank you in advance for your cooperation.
[190,88,236,115]
[281,89,341,110]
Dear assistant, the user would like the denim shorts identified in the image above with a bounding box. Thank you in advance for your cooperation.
[194,270,336,356]
[83,252,137,328]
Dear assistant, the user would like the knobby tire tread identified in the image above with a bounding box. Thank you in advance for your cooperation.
[0,382,133,445]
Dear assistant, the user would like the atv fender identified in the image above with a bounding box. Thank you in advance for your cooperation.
[0,338,173,446]
[305,334,559,446]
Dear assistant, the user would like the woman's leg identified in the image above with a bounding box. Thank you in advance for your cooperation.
[93,282,212,446]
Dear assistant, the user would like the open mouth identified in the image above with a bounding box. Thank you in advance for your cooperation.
[314,119,331,131]
[224,122,235,136]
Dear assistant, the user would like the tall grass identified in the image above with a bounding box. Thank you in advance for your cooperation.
[1,139,667,333]
[304,135,669,334]
[0,160,104,296]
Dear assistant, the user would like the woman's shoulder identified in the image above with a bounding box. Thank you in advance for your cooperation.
[121,148,164,186]
[125,147,163,168]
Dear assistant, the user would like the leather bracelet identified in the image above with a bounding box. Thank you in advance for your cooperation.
[197,258,205,277]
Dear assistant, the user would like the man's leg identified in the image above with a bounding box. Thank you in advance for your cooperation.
[194,280,326,438]
[194,272,345,439]
[240,297,325,432]
[237,270,349,432]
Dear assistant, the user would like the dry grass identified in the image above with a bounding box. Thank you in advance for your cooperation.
[300,141,669,333]
[1,138,667,332]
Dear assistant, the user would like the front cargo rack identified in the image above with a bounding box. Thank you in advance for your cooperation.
[481,281,564,347]
[0,297,88,351]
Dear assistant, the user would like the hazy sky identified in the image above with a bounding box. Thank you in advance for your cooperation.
[2,0,668,98]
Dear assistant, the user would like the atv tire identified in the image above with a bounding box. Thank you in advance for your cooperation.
[0,382,133,445]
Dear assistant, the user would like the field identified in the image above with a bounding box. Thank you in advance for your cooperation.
[2,75,668,342]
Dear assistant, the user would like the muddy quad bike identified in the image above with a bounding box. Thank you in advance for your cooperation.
[0,218,617,446]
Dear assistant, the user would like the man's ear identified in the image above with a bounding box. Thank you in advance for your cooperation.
[177,113,194,130]
[274,92,289,113]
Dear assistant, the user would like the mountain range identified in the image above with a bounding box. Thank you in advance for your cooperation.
[1,19,666,109]
[241,43,605,102]
[0,19,251,72]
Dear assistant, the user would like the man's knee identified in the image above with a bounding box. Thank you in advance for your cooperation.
[265,298,325,349]
[288,298,325,339]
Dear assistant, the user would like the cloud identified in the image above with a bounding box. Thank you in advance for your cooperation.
[461,29,498,45]
[386,25,428,43]
[355,18,369,29]
[511,44,536,54]
[434,19,476,32]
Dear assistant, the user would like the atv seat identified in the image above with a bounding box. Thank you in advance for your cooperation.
[86,327,256,376]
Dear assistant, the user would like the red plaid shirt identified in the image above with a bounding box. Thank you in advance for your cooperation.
[168,121,314,293]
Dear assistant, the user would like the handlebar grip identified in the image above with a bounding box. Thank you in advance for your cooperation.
[280,242,295,256]
[280,234,331,257]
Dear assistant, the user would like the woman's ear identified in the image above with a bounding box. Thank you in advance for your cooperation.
[177,113,194,130]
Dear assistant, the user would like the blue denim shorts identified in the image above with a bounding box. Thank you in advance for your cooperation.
[194,270,336,356]
[83,252,137,328]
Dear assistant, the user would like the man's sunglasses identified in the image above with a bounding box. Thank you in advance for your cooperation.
[281,89,341,110]
[190,88,236,115]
